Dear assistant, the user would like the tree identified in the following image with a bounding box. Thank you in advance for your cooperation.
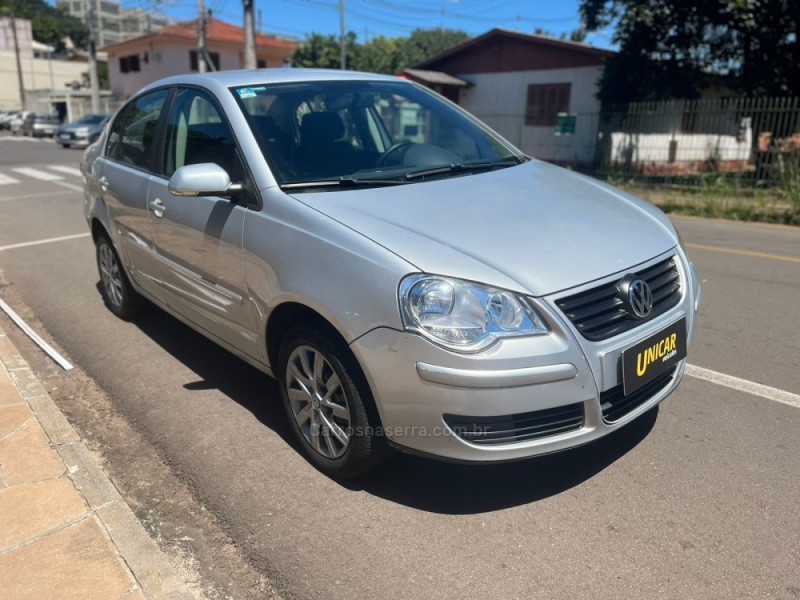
[352,35,406,75]
[292,27,470,75]
[81,61,109,90]
[400,28,470,68]
[580,0,799,105]
[1,0,88,51]
[292,32,358,70]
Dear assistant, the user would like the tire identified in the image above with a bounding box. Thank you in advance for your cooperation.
[277,326,389,478]
[95,233,144,319]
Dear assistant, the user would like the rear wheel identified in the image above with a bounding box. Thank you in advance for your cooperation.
[278,326,389,478]
[95,234,144,319]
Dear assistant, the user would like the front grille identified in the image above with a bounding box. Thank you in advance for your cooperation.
[600,367,677,422]
[444,403,584,446]
[555,256,681,341]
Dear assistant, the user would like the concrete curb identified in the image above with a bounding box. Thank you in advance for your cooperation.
[0,326,197,600]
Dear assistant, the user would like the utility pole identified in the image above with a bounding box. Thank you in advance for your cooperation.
[197,0,207,73]
[86,0,101,112]
[9,4,26,109]
[243,0,256,69]
[339,0,345,70]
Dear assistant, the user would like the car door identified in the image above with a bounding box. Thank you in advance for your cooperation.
[148,86,259,359]
[93,88,170,304]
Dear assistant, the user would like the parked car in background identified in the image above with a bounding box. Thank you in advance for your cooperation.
[82,69,701,478]
[21,113,60,137]
[0,110,21,130]
[9,111,30,135]
[56,113,110,148]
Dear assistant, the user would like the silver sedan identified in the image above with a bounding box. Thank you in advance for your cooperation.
[82,69,701,477]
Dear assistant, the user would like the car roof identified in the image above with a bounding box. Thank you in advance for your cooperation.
[137,68,405,97]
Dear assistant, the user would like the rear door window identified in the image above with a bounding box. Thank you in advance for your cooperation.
[106,89,169,172]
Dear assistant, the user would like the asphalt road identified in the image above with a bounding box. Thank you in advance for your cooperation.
[1,135,798,600]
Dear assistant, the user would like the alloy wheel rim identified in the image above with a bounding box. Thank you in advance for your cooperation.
[99,244,124,307]
[285,345,351,459]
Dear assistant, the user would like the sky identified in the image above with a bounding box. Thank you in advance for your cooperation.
[113,0,616,48]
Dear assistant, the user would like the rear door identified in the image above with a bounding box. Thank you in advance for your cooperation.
[94,88,171,304]
[147,86,259,358]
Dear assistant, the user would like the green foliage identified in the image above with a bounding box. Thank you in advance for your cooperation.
[580,0,800,105]
[0,0,88,51]
[291,27,470,75]
[398,28,469,68]
[291,32,358,70]
[81,61,109,90]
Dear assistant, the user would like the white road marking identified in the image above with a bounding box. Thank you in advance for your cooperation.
[686,364,800,409]
[54,180,84,192]
[11,167,63,181]
[0,232,91,252]
[0,190,75,202]
[0,173,20,186]
[49,165,82,177]
[0,298,74,370]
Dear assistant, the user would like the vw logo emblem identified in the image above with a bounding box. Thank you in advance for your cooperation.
[628,278,653,319]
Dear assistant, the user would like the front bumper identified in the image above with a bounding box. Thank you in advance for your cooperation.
[349,249,700,462]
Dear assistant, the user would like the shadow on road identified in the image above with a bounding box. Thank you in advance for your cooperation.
[127,297,659,515]
[346,408,657,514]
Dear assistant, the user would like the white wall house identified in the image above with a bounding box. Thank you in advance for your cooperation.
[103,17,298,100]
[408,28,614,167]
[0,17,94,111]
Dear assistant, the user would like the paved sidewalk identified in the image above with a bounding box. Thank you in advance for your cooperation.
[0,325,196,600]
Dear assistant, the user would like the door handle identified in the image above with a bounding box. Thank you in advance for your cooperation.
[149,197,166,218]
[98,176,108,192]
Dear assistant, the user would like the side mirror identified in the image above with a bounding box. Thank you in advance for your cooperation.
[167,163,243,197]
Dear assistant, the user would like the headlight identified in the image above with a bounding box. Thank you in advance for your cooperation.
[75,128,90,136]
[399,274,548,352]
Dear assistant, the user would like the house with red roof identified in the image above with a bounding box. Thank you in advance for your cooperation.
[103,17,298,99]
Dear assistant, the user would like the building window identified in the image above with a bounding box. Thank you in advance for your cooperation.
[525,83,571,127]
[190,50,220,71]
[119,54,140,74]
[257,59,266,69]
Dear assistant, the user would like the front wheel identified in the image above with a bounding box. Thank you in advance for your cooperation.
[96,234,144,319]
[278,327,389,478]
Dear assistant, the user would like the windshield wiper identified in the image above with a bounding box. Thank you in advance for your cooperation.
[280,176,409,191]
[403,159,521,180]
[280,158,524,190]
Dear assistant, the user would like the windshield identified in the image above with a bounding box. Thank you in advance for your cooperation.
[75,114,106,125]
[231,80,523,187]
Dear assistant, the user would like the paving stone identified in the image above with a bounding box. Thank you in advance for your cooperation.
[98,502,196,600]
[9,367,49,399]
[0,404,32,438]
[59,442,122,509]
[0,362,24,407]
[0,477,86,550]
[122,590,146,600]
[0,334,27,371]
[0,517,134,600]
[26,391,80,445]
[0,421,64,485]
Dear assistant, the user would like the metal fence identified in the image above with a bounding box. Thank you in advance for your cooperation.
[593,97,800,189]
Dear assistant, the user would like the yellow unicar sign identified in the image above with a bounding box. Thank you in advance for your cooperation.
[637,333,678,377]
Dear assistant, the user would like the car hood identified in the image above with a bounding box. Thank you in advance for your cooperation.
[291,160,678,297]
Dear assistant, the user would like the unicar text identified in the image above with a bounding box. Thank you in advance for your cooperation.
[637,333,678,377]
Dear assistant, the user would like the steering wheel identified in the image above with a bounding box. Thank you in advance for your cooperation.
[375,141,414,167]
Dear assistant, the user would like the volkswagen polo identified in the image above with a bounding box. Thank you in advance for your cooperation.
[82,69,701,477]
